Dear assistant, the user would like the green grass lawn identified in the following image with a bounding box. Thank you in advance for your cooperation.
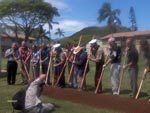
[0,55,149,113]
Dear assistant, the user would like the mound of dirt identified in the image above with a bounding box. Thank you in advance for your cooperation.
[43,86,150,113]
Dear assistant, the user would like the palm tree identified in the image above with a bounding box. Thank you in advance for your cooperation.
[34,25,51,44]
[55,28,65,39]
[97,2,121,33]
[129,6,138,31]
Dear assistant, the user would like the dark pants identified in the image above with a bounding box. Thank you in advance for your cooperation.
[7,61,18,84]
[55,64,66,87]
[95,63,103,93]
[128,65,138,97]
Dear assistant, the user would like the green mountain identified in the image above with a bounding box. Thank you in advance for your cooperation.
[60,25,130,47]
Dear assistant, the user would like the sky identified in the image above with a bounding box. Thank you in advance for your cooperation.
[44,0,150,39]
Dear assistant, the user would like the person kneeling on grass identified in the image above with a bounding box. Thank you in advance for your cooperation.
[24,74,54,113]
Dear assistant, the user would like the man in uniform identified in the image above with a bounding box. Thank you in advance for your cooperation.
[53,43,66,88]
[88,39,104,93]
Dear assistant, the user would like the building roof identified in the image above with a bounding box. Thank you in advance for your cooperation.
[0,34,35,40]
[101,30,150,40]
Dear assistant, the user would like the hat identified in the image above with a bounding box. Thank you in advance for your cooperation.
[108,37,115,42]
[73,46,82,54]
[53,43,61,48]
[89,39,97,44]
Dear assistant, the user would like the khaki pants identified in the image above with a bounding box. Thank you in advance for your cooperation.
[24,103,54,113]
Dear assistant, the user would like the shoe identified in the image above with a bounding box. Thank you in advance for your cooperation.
[112,92,118,96]
[129,94,134,98]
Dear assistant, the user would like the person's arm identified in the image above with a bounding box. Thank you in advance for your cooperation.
[54,53,66,67]
[24,49,31,63]
[5,49,13,58]
[103,58,112,68]
[123,47,138,70]
[89,49,103,63]
[89,57,100,63]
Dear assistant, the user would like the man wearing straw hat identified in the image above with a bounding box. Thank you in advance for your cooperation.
[53,43,66,88]
[88,39,104,93]
[68,44,78,88]
[103,37,121,95]
[72,46,88,90]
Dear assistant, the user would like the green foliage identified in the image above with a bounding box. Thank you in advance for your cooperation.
[97,2,121,25]
[55,28,65,39]
[129,6,138,31]
[0,0,59,41]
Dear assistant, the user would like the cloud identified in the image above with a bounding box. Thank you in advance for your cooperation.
[45,0,69,10]
[52,20,87,32]
[43,20,96,38]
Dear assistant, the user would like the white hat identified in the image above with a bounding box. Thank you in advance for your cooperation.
[73,46,82,54]
[89,39,97,44]
[108,37,115,42]
[53,43,61,48]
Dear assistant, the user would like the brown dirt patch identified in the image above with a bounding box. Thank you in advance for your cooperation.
[43,86,150,113]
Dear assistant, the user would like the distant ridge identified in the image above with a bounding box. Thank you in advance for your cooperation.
[60,25,131,46]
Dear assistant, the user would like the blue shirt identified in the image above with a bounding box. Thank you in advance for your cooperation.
[41,47,50,65]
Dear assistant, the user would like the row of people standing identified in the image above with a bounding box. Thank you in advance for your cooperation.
[5,37,150,98]
[5,41,49,85]
[5,41,68,88]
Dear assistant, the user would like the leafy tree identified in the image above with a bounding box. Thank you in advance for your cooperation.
[129,6,138,31]
[0,0,59,41]
[97,2,121,33]
[55,28,65,39]
[33,25,51,43]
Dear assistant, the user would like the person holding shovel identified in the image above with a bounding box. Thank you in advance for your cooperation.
[88,39,104,93]
[19,41,31,84]
[139,39,150,80]
[123,38,139,98]
[72,46,88,90]
[103,37,121,95]
[5,42,19,85]
[135,39,150,99]
[31,44,40,79]
[53,43,66,88]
